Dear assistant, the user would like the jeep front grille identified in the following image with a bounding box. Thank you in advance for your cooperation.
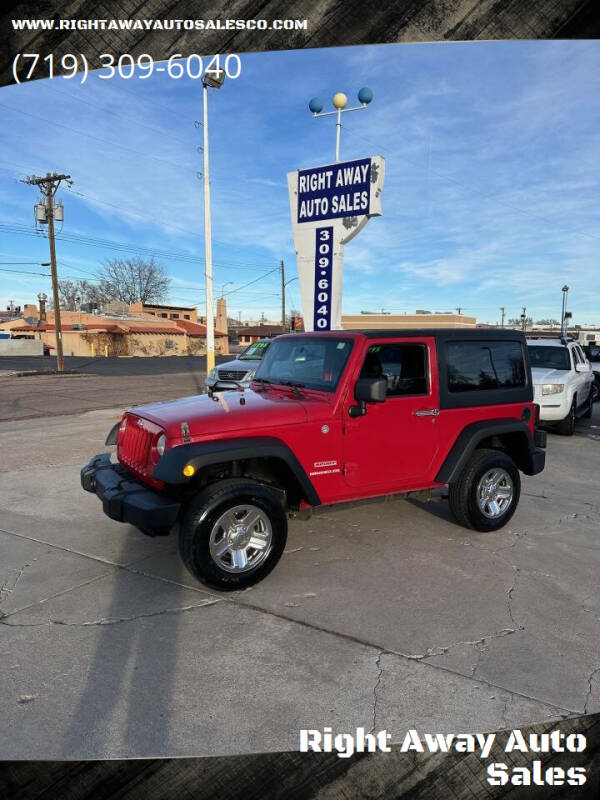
[217,369,247,381]
[119,417,154,476]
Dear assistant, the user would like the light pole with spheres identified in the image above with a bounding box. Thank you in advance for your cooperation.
[308,88,374,162]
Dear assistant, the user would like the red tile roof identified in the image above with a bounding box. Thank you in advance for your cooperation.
[175,319,227,337]
[11,318,227,337]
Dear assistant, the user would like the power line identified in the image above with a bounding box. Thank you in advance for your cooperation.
[102,77,202,126]
[223,268,280,296]
[0,101,196,175]
[47,83,196,149]
[0,267,50,276]
[0,220,281,271]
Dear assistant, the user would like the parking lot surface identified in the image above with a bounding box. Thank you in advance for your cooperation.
[0,394,599,759]
[0,355,231,421]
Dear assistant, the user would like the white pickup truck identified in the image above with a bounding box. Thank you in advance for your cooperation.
[527,338,595,435]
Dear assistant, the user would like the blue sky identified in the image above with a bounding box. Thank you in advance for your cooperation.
[0,40,599,324]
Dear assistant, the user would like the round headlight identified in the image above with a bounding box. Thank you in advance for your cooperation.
[156,433,166,456]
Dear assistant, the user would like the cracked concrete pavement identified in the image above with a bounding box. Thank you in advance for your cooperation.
[0,404,599,758]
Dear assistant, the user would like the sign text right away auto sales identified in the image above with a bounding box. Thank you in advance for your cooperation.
[297,158,371,222]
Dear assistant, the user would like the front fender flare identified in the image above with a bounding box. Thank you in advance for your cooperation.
[152,436,321,506]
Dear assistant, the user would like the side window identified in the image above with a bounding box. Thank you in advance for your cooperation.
[576,345,587,363]
[360,343,428,396]
[447,340,526,392]
[571,346,581,366]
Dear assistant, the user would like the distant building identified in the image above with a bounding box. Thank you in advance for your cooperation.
[238,324,286,344]
[8,301,228,357]
[341,312,476,330]
[128,302,198,323]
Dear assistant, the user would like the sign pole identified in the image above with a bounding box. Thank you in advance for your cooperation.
[335,108,341,162]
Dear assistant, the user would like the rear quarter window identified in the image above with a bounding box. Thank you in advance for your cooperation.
[447,340,526,392]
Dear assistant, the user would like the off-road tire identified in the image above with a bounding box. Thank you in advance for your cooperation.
[179,479,288,591]
[556,398,576,435]
[448,448,520,532]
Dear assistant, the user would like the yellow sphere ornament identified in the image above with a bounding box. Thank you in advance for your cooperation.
[332,92,348,110]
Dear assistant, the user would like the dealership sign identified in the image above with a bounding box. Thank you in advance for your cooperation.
[288,156,385,330]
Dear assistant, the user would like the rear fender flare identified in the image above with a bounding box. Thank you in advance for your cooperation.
[436,419,536,484]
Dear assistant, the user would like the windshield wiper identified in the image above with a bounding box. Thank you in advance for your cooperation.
[279,380,305,399]
[253,377,272,392]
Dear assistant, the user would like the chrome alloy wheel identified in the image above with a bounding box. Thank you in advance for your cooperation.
[476,468,514,518]
[208,504,273,573]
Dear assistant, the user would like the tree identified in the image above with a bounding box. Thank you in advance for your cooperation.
[507,317,533,329]
[535,318,560,328]
[97,257,170,304]
[55,279,114,310]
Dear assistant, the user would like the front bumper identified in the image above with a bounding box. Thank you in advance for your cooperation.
[81,453,180,536]
[535,390,570,422]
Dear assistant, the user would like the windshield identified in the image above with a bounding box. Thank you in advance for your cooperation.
[528,345,571,371]
[254,337,353,392]
[239,340,270,360]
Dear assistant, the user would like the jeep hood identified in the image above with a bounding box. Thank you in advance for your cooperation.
[129,389,308,439]
[215,357,261,372]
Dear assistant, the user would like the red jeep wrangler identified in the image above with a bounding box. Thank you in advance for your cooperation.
[82,330,546,590]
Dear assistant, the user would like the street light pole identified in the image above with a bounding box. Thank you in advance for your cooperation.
[282,275,299,331]
[561,285,569,338]
[201,68,225,374]
[202,82,215,373]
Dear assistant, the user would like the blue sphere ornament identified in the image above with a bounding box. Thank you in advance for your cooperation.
[309,97,324,114]
[358,87,373,105]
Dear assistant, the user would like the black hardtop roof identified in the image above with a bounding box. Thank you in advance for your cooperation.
[278,328,526,341]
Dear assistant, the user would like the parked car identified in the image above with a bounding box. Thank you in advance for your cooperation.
[527,338,595,434]
[205,339,271,392]
[82,330,546,590]
[585,344,600,402]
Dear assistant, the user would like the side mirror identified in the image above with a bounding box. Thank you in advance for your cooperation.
[575,363,588,373]
[355,377,387,402]
[349,378,387,417]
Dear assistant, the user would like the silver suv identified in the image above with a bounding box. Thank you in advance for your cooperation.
[205,339,271,392]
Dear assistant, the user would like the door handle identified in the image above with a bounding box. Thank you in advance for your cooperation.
[414,408,439,417]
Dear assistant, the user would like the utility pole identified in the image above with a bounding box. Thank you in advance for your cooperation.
[500,307,505,328]
[280,260,286,330]
[456,306,462,315]
[22,172,71,372]
[521,307,527,333]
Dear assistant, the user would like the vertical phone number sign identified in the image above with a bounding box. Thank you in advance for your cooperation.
[288,156,385,331]
[314,227,333,329]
